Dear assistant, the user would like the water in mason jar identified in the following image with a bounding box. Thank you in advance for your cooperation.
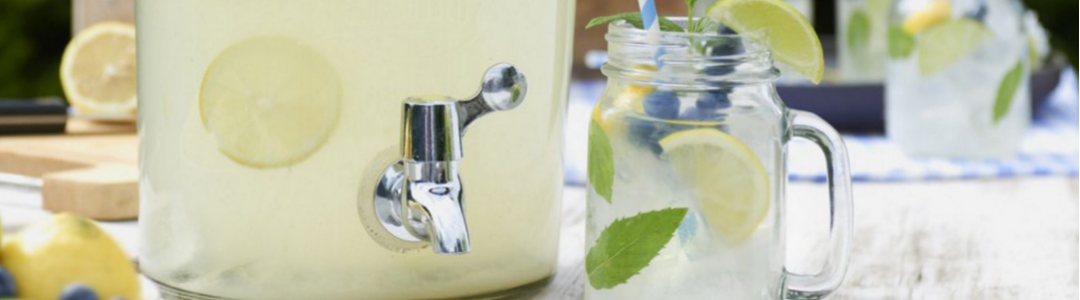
[586,87,785,299]
[886,0,1029,158]
[137,0,571,298]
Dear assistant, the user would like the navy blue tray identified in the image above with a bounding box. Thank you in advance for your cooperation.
[779,65,1064,132]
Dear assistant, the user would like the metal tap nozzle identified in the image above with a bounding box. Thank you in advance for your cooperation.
[373,64,526,254]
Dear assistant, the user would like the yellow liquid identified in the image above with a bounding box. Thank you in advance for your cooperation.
[136,1,574,299]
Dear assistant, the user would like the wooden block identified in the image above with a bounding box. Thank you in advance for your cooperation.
[0,120,138,220]
[0,134,136,177]
[0,149,92,177]
[42,165,138,221]
[66,119,137,135]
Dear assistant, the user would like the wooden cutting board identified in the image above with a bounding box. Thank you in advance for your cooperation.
[0,120,138,220]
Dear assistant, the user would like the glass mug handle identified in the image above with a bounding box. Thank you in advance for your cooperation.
[785,110,854,299]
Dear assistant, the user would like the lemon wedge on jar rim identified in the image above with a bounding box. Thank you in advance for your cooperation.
[706,0,824,84]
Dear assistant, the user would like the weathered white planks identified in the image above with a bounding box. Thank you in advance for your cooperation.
[3,177,1075,299]
[549,178,1079,299]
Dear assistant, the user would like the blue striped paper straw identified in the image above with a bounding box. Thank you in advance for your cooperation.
[638,0,659,32]
[638,0,662,68]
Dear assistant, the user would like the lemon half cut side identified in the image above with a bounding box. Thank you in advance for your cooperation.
[60,22,138,116]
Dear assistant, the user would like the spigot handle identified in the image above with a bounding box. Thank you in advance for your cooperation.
[372,63,527,255]
[458,63,528,129]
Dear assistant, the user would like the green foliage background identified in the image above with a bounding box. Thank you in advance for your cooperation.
[1021,0,1077,70]
[0,0,1072,101]
[0,0,71,99]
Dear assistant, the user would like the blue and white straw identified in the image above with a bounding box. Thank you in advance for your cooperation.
[638,0,665,68]
[638,0,660,32]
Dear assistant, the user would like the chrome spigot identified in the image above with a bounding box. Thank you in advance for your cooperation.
[373,64,526,255]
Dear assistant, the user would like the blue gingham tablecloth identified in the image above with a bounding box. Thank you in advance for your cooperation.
[564,70,1079,184]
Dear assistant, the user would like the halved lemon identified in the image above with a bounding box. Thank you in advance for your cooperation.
[902,0,953,35]
[200,38,341,168]
[60,22,137,115]
[659,128,770,244]
[706,0,825,84]
[1,214,141,300]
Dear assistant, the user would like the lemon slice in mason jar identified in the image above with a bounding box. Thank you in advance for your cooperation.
[659,128,770,245]
[200,38,341,168]
[593,65,655,132]
[706,0,825,84]
[60,22,138,116]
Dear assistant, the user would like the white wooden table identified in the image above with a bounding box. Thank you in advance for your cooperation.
[2,177,1077,299]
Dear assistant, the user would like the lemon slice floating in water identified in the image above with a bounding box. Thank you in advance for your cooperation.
[706,0,825,84]
[60,22,138,115]
[200,38,341,168]
[660,128,770,244]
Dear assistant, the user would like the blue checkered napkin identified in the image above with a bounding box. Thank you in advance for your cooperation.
[787,125,1079,183]
[565,73,1079,184]
[789,73,1079,182]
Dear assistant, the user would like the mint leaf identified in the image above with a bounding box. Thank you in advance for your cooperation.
[846,10,871,51]
[992,61,1025,124]
[588,120,615,203]
[587,208,689,289]
[586,13,684,32]
[888,26,916,59]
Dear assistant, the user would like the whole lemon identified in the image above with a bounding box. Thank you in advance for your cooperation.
[0,214,140,300]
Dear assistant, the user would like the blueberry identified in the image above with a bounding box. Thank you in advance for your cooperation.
[643,90,680,119]
[679,108,717,121]
[0,265,15,297]
[696,89,733,110]
[703,30,746,77]
[706,37,745,57]
[627,119,666,154]
[703,39,744,76]
[59,284,99,300]
[967,3,987,21]
[627,116,692,155]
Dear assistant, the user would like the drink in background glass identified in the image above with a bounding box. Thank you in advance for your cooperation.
[137,0,574,299]
[586,20,852,299]
[837,0,892,82]
[886,0,1029,158]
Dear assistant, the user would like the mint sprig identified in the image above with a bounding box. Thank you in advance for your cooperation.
[683,0,717,33]
[588,120,615,203]
[586,208,689,289]
[586,0,718,34]
[888,26,916,59]
[992,61,1024,124]
[846,10,871,51]
[585,12,684,32]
